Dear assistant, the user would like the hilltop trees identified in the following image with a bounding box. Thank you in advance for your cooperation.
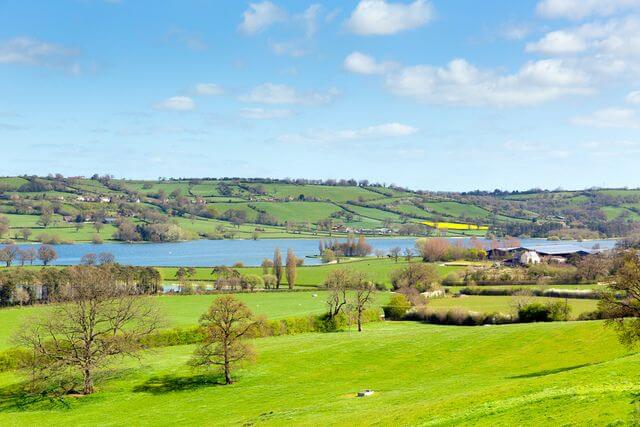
[285,249,297,289]
[17,266,162,395]
[190,296,260,384]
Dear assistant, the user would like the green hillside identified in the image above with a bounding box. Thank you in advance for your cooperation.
[2,176,640,243]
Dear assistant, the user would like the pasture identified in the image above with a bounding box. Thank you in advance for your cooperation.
[0,321,637,425]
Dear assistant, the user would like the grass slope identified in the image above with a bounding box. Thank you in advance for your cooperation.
[0,321,637,425]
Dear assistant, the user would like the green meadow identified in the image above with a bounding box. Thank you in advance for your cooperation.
[0,321,637,425]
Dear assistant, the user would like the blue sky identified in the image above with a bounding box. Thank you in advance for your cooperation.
[1,0,640,191]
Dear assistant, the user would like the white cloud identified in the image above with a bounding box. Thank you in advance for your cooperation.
[239,83,339,105]
[194,83,224,96]
[278,122,418,144]
[627,90,640,104]
[500,22,534,41]
[165,28,208,51]
[345,0,433,36]
[154,96,196,111]
[269,40,309,57]
[0,37,78,66]
[536,0,640,20]
[572,107,640,128]
[384,58,591,107]
[343,51,397,75]
[240,108,293,119]
[504,141,570,158]
[299,4,322,37]
[526,30,587,55]
[238,1,287,35]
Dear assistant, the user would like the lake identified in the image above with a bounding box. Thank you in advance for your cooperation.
[3,237,618,267]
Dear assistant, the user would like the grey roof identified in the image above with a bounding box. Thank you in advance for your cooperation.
[521,244,594,255]
[489,244,605,256]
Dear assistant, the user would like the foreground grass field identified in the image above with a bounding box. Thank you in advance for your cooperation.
[0,321,637,425]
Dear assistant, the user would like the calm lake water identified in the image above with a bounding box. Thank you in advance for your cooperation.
[4,237,618,267]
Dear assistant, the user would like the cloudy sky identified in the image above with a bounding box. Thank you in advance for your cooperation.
[1,0,640,191]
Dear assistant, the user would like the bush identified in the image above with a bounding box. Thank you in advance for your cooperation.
[92,234,103,244]
[403,306,515,325]
[442,272,463,286]
[383,294,411,320]
[518,301,571,322]
[241,274,263,291]
[518,303,551,322]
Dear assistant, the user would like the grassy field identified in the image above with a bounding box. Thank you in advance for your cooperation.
[0,289,599,351]
[158,259,463,287]
[0,291,391,350]
[0,320,637,425]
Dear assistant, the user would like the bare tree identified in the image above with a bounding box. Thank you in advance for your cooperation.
[350,272,376,332]
[190,295,259,385]
[12,287,30,306]
[272,248,283,289]
[16,266,162,395]
[285,248,297,289]
[80,253,97,266]
[389,246,401,262]
[0,244,18,267]
[20,228,32,241]
[20,248,37,266]
[415,237,451,262]
[404,248,414,263]
[261,258,273,275]
[324,269,350,319]
[98,252,115,265]
[38,244,57,266]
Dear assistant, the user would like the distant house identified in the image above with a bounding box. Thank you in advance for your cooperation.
[488,244,604,265]
[519,251,541,265]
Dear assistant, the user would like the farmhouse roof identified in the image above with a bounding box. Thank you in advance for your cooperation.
[521,244,596,256]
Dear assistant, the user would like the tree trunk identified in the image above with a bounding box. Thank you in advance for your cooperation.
[83,368,94,394]
[223,343,232,385]
[357,309,362,332]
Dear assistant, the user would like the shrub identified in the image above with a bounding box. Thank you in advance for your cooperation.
[518,303,551,322]
[383,294,411,320]
[517,301,571,322]
[92,234,103,244]
[442,272,463,286]
[242,274,264,291]
[403,306,515,325]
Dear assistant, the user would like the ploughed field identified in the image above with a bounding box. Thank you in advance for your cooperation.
[0,320,637,425]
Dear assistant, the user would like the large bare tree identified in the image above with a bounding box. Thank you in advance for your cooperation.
[17,266,162,395]
[190,295,259,384]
